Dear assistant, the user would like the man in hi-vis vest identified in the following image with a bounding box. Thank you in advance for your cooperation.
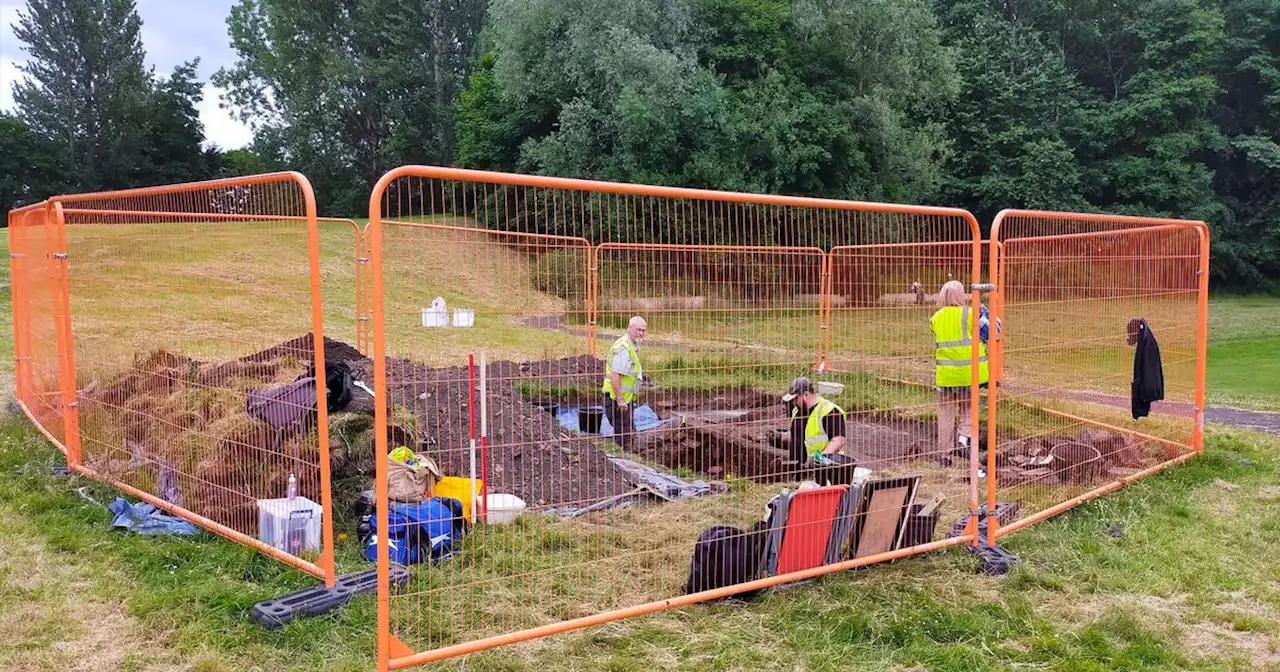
[603,316,646,448]
[931,280,990,457]
[783,376,855,483]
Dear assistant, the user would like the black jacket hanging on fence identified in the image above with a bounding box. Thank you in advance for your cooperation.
[1130,319,1164,419]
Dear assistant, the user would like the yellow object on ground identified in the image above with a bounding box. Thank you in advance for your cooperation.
[434,476,485,521]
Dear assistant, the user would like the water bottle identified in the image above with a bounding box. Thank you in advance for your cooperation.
[287,473,297,500]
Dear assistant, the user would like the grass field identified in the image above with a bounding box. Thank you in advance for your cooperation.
[1,220,1279,671]
[1207,296,1280,410]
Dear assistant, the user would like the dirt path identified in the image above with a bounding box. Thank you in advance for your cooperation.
[1008,385,1280,436]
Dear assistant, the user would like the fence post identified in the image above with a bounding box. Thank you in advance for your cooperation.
[1193,224,1210,452]
[817,252,831,371]
[47,201,82,467]
[9,209,27,407]
[588,244,599,357]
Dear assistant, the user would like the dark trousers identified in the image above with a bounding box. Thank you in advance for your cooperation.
[604,400,636,449]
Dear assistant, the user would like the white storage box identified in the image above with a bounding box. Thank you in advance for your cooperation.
[257,496,323,555]
[452,308,475,328]
[422,296,449,328]
[816,381,845,395]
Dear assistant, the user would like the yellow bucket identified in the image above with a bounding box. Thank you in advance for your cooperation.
[433,476,484,521]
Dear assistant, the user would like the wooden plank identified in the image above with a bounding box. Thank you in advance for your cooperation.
[853,485,911,559]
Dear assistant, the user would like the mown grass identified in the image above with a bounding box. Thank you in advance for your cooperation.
[1207,295,1280,410]
[5,221,1280,670]
[3,419,1280,670]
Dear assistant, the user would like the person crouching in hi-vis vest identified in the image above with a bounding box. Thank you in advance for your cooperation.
[932,280,989,457]
[603,316,646,449]
[783,376,856,485]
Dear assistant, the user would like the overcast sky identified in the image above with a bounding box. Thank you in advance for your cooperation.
[0,0,254,149]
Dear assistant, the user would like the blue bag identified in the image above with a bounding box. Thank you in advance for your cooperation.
[362,497,467,565]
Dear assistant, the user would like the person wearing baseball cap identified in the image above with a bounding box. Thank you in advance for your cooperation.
[783,377,853,481]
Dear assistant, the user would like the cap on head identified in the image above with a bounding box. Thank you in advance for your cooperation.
[781,376,814,402]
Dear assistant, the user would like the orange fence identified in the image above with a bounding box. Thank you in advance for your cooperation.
[366,167,987,669]
[984,210,1209,539]
[8,170,1210,670]
[10,202,71,451]
[9,173,338,585]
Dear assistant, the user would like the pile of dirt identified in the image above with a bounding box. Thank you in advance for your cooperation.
[80,335,639,519]
[81,338,332,528]
[998,426,1164,486]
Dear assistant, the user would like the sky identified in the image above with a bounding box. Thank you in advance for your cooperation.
[0,0,254,149]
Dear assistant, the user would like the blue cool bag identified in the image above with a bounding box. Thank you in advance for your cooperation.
[362,497,467,565]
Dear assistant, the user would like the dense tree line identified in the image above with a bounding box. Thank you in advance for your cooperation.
[4,0,1279,289]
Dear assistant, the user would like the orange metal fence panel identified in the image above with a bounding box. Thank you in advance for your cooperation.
[10,203,70,450]
[986,210,1210,540]
[17,173,338,585]
[366,166,984,669]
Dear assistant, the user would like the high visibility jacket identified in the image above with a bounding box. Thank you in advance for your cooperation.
[931,305,989,388]
[602,336,643,403]
[791,396,843,458]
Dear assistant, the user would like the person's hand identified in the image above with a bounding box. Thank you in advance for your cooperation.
[617,400,629,410]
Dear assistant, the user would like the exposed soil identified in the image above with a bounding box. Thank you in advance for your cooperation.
[80,335,638,518]
[76,333,1196,528]
[239,337,643,512]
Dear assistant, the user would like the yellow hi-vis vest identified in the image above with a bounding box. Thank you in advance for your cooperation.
[931,305,989,388]
[602,336,643,403]
[791,396,843,458]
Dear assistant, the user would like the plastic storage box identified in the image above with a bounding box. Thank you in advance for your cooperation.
[258,496,323,555]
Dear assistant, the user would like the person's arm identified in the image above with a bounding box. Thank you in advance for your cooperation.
[821,413,848,455]
[610,371,626,407]
[610,347,632,406]
[789,414,806,463]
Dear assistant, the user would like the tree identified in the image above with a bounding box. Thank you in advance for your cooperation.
[216,148,275,177]
[1207,0,1280,289]
[458,0,957,202]
[214,0,487,215]
[12,0,153,191]
[139,60,215,185]
[0,115,66,212]
[937,0,1091,222]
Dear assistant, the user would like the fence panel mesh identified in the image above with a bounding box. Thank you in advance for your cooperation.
[37,173,336,582]
[367,168,985,668]
[10,203,69,449]
[987,212,1208,537]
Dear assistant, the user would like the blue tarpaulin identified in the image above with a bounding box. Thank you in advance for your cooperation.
[554,404,672,435]
[107,498,200,536]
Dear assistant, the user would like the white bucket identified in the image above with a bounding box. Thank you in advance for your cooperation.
[816,381,845,395]
[452,308,476,328]
[484,493,526,525]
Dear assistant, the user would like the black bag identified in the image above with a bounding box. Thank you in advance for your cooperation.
[684,521,770,599]
[247,360,354,433]
[305,360,353,414]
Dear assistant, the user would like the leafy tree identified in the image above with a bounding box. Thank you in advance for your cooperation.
[12,0,153,191]
[458,0,957,203]
[1208,0,1280,289]
[0,115,66,212]
[140,60,215,185]
[937,1,1091,222]
[216,148,275,177]
[214,0,487,215]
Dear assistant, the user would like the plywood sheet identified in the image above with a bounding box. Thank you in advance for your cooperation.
[853,485,911,559]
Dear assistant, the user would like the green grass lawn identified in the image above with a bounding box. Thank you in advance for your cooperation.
[3,218,1280,670]
[3,418,1280,671]
[1208,296,1280,410]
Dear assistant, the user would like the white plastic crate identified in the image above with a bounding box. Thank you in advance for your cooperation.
[257,496,323,555]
